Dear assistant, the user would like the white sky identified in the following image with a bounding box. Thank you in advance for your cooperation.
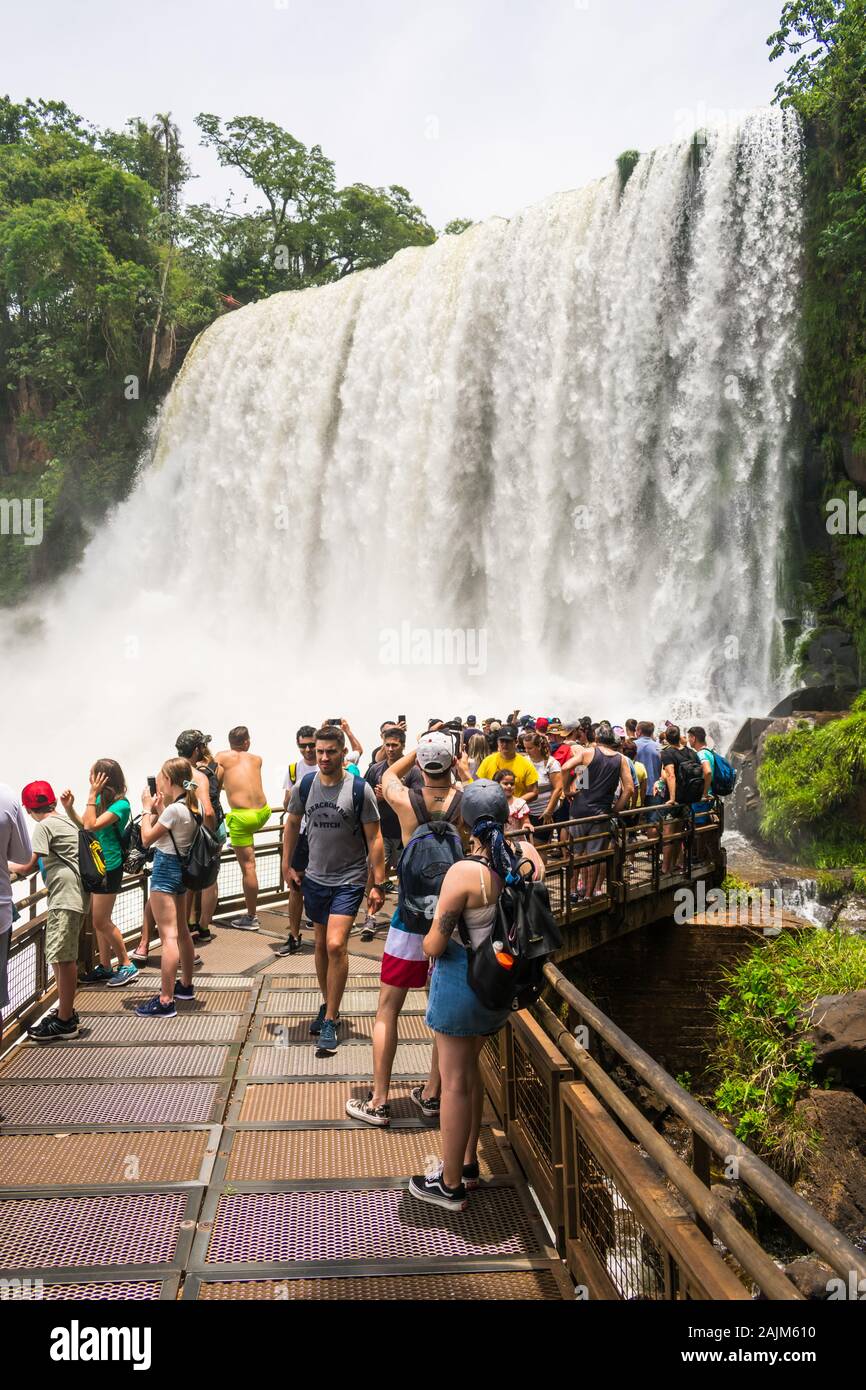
[8,0,788,226]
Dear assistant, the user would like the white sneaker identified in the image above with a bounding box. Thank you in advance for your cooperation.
[228,914,260,931]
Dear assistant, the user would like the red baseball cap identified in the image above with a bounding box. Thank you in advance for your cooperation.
[21,781,56,811]
[535,717,550,732]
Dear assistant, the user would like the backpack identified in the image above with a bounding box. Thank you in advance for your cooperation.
[707,749,737,797]
[166,811,222,891]
[398,795,465,934]
[459,866,562,1012]
[298,771,366,833]
[78,829,108,893]
[122,816,149,876]
[670,748,706,805]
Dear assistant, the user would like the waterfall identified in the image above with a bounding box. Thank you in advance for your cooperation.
[1,109,805,796]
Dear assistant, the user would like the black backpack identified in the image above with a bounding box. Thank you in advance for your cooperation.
[459,863,562,1012]
[122,816,149,876]
[671,748,706,805]
[78,829,108,893]
[167,812,222,891]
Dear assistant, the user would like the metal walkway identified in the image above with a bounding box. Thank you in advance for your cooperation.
[0,914,571,1301]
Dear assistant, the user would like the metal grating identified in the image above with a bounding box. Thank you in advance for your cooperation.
[264,989,426,1016]
[0,1191,188,1269]
[77,988,254,1015]
[36,1280,165,1300]
[226,1126,507,1183]
[64,1014,243,1044]
[196,1270,564,1299]
[0,1130,212,1187]
[513,1033,553,1174]
[266,974,386,990]
[0,1081,220,1126]
[205,1186,542,1263]
[575,1133,667,1300]
[0,1044,229,1081]
[237,1082,424,1124]
[133,973,256,989]
[260,1016,432,1044]
[3,938,38,1019]
[246,1043,431,1079]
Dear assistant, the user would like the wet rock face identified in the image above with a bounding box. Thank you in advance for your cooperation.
[833,895,866,937]
[797,627,859,692]
[781,1256,837,1300]
[805,991,866,1086]
[710,1182,758,1241]
[793,1089,866,1241]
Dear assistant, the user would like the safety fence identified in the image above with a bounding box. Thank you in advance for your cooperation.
[2,817,286,1043]
[482,967,866,1300]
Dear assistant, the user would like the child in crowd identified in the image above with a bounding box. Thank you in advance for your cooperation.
[493,769,532,836]
[9,782,88,1042]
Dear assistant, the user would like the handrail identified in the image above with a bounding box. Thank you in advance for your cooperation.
[542,962,866,1284]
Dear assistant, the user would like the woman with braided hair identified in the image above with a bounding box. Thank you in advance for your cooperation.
[408,780,542,1213]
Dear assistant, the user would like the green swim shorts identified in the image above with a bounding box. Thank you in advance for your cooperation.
[225,805,272,848]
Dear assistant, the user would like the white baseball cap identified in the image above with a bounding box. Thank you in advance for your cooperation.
[416,732,454,773]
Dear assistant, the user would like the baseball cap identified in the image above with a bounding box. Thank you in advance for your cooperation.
[613,725,626,738]
[535,717,550,732]
[461,778,509,828]
[517,714,535,728]
[416,732,454,773]
[176,729,211,757]
[21,781,56,811]
[497,724,518,741]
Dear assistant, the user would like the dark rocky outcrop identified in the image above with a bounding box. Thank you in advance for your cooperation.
[781,1256,837,1300]
[805,991,866,1085]
[709,1182,758,1240]
[796,626,860,692]
[792,1089,866,1241]
[834,896,866,937]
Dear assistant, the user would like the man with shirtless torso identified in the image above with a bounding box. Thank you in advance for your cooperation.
[345,731,464,1126]
[216,726,271,930]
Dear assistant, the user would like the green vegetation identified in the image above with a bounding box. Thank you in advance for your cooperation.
[615,150,641,189]
[0,99,439,604]
[711,929,866,1173]
[769,2,866,665]
[757,692,866,866]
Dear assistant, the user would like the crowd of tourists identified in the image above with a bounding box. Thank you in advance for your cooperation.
[0,710,723,1214]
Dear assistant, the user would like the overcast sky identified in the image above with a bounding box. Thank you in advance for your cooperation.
[9,0,788,226]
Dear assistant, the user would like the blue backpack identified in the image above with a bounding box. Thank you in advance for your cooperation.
[398,788,465,934]
[298,771,367,832]
[707,749,737,797]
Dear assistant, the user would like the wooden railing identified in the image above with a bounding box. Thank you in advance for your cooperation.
[489,966,866,1300]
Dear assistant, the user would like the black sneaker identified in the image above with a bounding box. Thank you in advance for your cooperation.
[410,1085,440,1119]
[174,982,195,1001]
[194,927,215,943]
[309,1004,326,1036]
[463,1161,481,1190]
[27,1015,79,1044]
[359,916,378,943]
[408,1171,467,1212]
[277,935,301,957]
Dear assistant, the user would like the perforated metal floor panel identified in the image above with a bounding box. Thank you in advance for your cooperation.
[263,989,426,1016]
[235,1081,425,1124]
[245,1043,431,1079]
[194,1269,565,1299]
[225,1126,507,1183]
[0,1081,222,1126]
[0,1129,214,1188]
[266,975,387,990]
[205,1186,542,1264]
[63,1014,245,1045]
[76,988,254,1014]
[37,1279,170,1300]
[0,1044,229,1081]
[259,1016,432,1044]
[0,1191,190,1269]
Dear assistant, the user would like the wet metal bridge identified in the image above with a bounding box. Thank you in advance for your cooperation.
[1,814,863,1302]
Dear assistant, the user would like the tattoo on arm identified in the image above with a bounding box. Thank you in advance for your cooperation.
[436,909,460,938]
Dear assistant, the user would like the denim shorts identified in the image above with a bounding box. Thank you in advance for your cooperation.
[426,939,512,1038]
[302,877,365,926]
[150,849,187,896]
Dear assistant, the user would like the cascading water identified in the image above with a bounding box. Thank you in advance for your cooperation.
[1,109,804,796]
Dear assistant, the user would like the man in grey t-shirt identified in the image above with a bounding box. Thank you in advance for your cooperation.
[282,725,385,1055]
[0,782,33,1011]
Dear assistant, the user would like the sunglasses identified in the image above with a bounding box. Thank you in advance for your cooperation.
[299,743,315,750]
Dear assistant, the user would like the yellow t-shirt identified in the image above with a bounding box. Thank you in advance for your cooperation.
[475,752,539,798]
[634,760,648,805]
